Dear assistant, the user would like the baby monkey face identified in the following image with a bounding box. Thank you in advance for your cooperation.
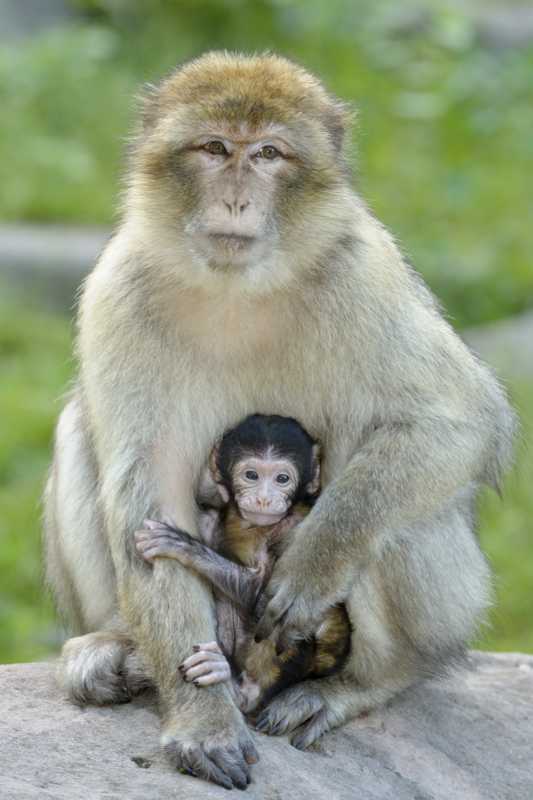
[232,453,299,526]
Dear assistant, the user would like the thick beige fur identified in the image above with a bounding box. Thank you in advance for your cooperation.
[44,52,515,768]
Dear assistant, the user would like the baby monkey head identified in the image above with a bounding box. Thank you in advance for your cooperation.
[210,414,321,527]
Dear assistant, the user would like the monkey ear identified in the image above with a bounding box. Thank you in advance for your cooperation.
[209,442,230,503]
[209,442,223,481]
[137,82,162,133]
[306,443,322,496]
[325,101,355,153]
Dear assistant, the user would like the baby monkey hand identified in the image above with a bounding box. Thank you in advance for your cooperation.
[179,642,232,687]
[134,519,198,564]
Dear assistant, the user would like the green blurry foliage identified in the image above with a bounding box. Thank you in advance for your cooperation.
[1,1,532,325]
[0,290,74,661]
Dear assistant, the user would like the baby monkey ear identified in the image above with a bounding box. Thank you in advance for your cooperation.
[209,442,230,504]
[306,443,322,497]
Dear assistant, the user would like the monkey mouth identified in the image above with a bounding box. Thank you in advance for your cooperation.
[207,233,256,249]
[240,511,285,527]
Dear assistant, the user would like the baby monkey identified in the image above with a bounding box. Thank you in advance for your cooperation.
[135,414,351,714]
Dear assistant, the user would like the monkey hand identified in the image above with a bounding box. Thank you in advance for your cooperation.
[254,678,339,750]
[254,531,353,652]
[162,689,259,790]
[134,519,198,565]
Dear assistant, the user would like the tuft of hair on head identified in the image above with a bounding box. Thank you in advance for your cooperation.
[134,50,354,160]
[217,414,319,500]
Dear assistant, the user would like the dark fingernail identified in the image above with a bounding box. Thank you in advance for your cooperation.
[192,645,200,652]
[193,680,200,688]
[178,664,185,672]
[254,635,262,644]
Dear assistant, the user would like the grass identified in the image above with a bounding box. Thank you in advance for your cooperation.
[0,289,74,661]
[0,2,532,327]
[0,290,531,662]
[477,382,533,652]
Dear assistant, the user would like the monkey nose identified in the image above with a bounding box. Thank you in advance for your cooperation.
[223,199,250,217]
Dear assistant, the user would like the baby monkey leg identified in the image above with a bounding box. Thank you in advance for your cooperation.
[134,520,262,611]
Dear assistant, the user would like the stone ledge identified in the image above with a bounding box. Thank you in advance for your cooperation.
[1,652,532,799]
[0,223,109,309]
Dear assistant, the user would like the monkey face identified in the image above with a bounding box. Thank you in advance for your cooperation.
[231,453,300,527]
[129,52,351,291]
[177,128,299,271]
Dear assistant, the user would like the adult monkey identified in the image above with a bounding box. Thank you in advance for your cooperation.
[44,53,515,788]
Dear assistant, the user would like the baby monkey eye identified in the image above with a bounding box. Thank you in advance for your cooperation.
[257,145,281,160]
[245,470,259,481]
[276,473,290,484]
[204,140,227,156]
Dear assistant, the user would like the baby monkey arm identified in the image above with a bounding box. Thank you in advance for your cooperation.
[134,520,262,611]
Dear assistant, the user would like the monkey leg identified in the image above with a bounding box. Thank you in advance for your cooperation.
[44,398,117,634]
[46,403,258,787]
[256,500,491,749]
[179,641,232,687]
[44,399,149,704]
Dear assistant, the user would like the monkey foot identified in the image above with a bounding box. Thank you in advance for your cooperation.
[162,719,259,790]
[179,641,232,687]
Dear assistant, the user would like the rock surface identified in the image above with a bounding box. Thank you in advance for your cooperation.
[1,653,532,799]
[463,312,533,381]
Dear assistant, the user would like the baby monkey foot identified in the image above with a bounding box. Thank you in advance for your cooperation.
[179,642,232,687]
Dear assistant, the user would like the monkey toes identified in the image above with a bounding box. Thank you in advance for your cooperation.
[179,642,232,687]
[162,724,259,790]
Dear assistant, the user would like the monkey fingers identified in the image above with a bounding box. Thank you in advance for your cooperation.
[254,591,293,642]
[290,708,332,751]
[255,682,324,739]
[180,643,231,686]
[134,528,197,564]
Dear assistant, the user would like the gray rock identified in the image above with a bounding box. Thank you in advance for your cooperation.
[463,312,533,381]
[1,653,532,799]
[475,6,533,49]
[0,0,74,42]
[0,224,109,310]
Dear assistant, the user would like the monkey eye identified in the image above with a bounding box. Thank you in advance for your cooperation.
[276,473,290,484]
[245,470,259,481]
[204,140,228,156]
[257,145,281,160]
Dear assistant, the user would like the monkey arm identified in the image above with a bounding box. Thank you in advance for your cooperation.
[135,522,264,612]
[256,403,512,644]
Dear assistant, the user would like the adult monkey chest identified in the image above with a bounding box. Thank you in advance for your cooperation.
[171,282,362,454]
